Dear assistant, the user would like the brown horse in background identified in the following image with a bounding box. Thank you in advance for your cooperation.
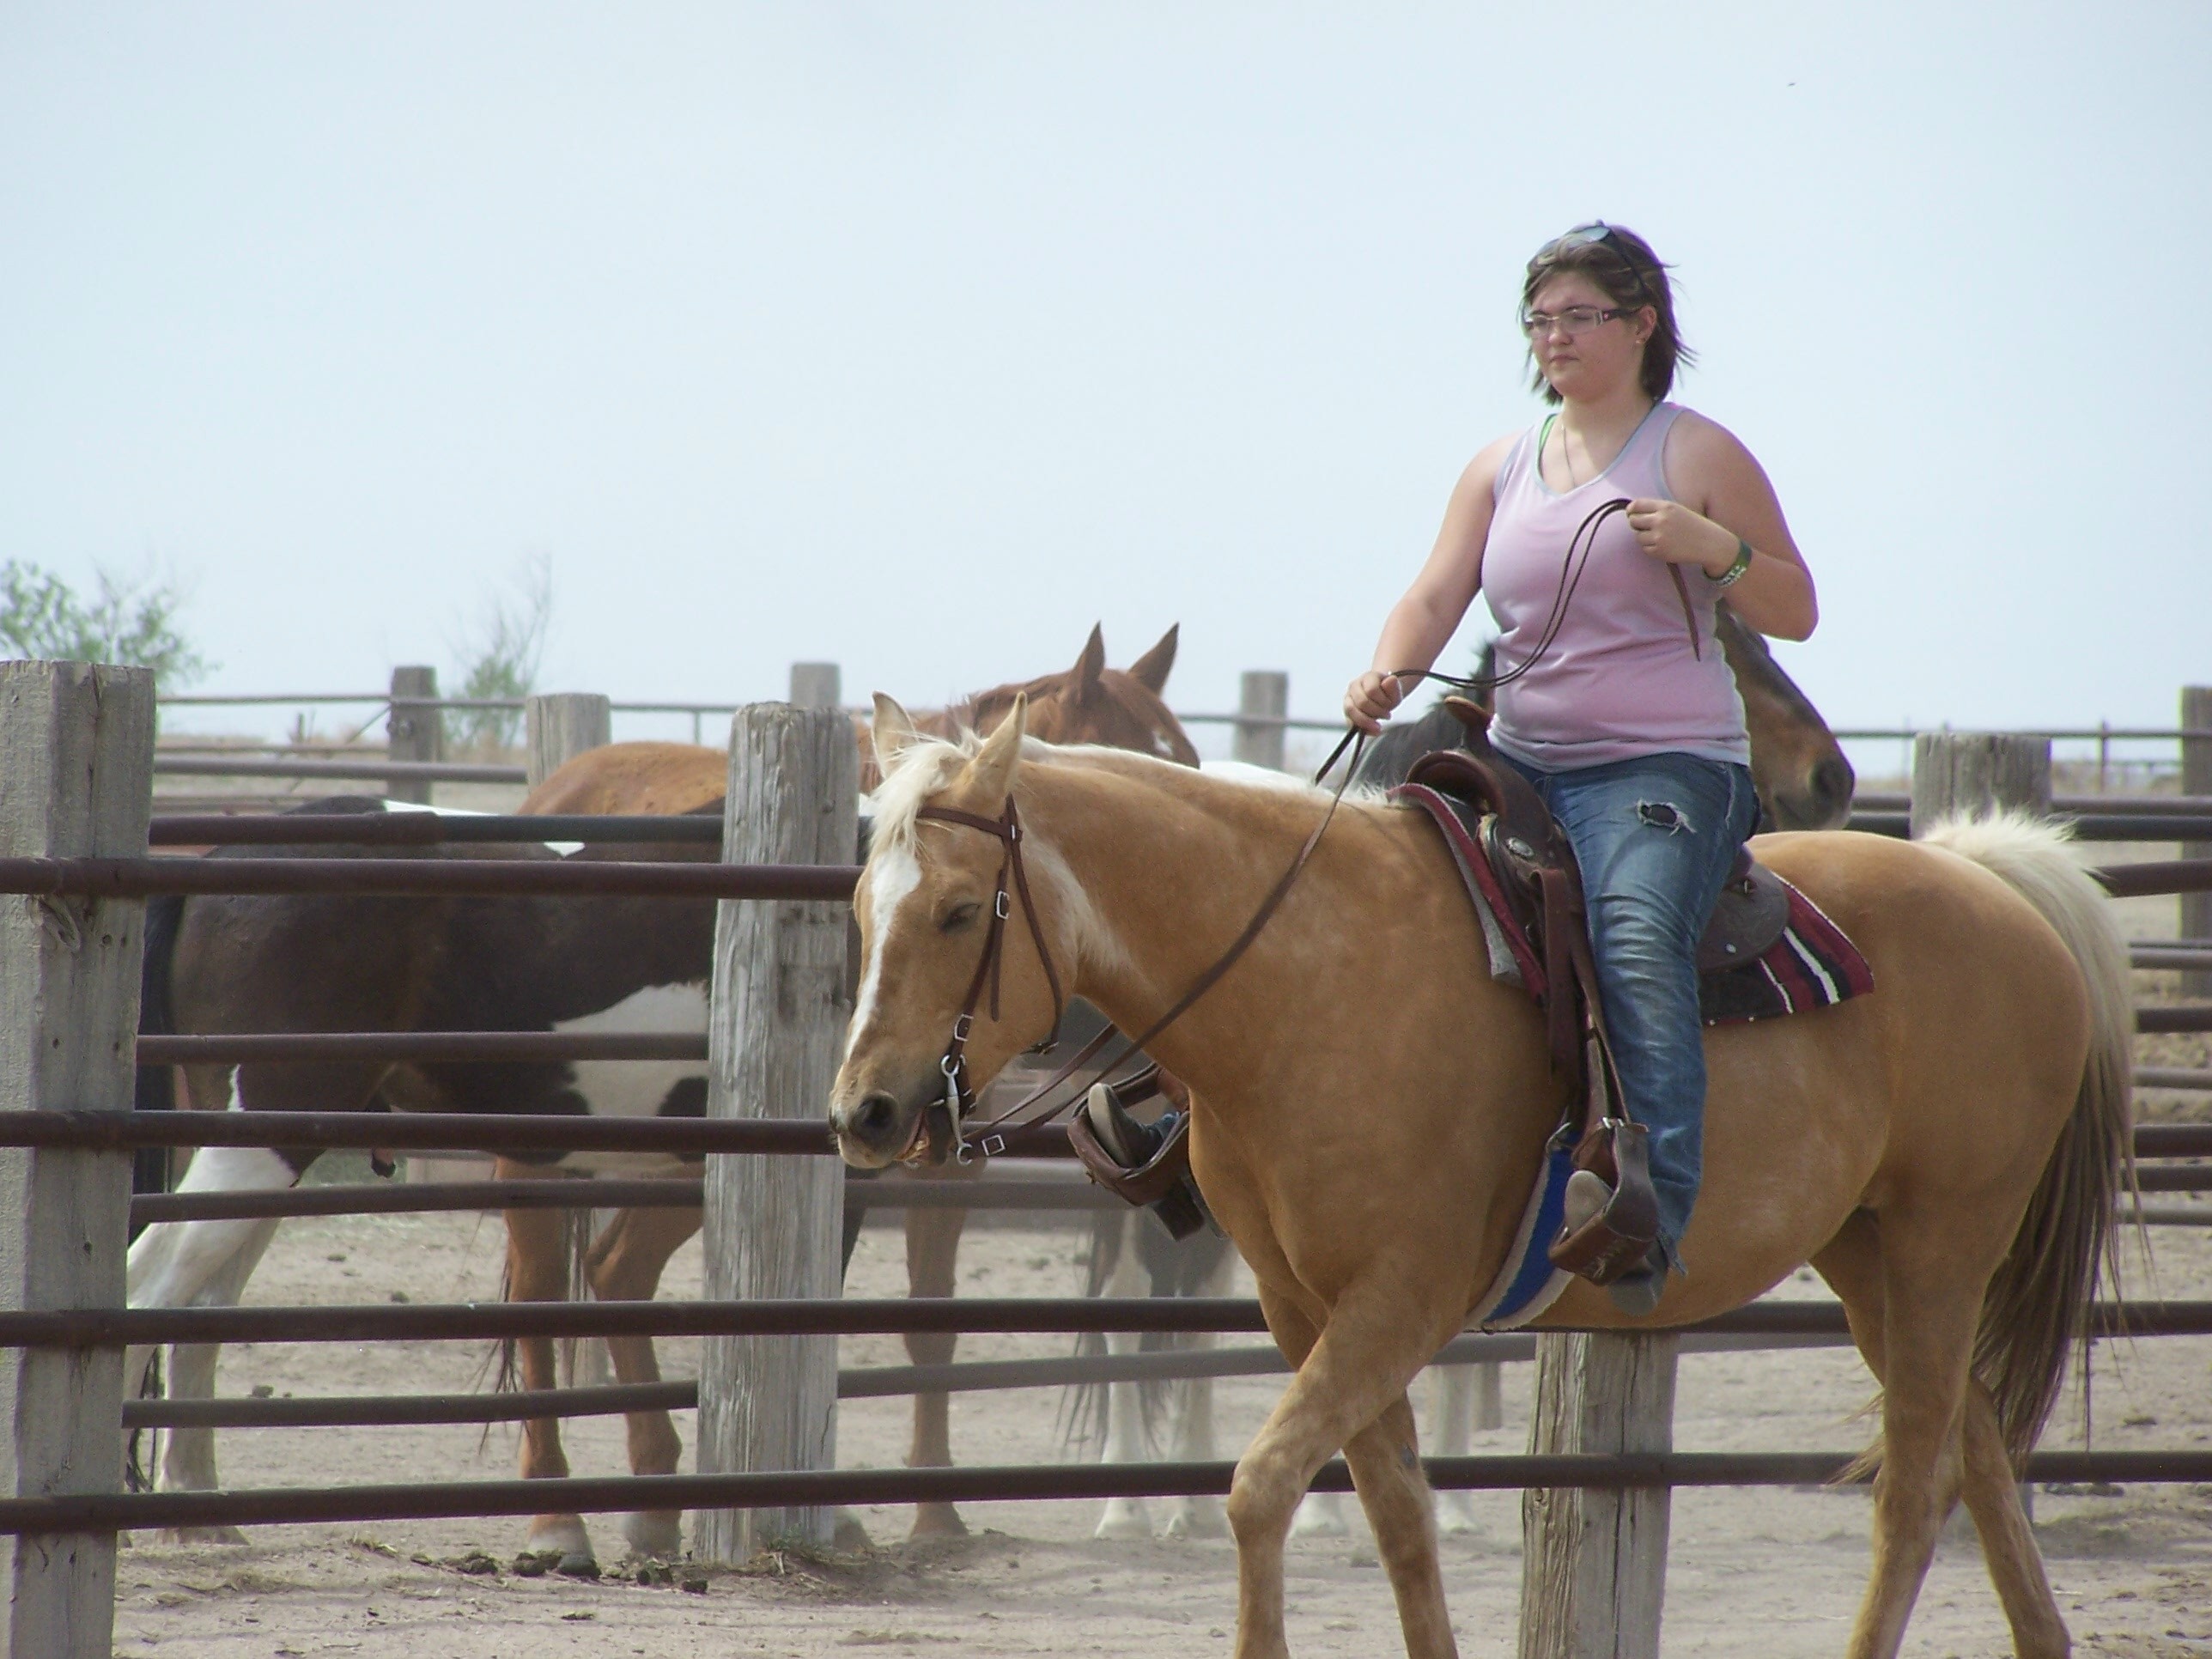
[501,623,1198,1559]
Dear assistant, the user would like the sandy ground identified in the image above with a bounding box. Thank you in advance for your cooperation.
[110,844,2212,1656]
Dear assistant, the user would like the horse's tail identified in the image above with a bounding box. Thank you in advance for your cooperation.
[1920,810,2134,1463]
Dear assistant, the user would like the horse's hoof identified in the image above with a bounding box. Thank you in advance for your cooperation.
[833,1510,874,1553]
[1163,1499,1228,1540]
[1435,1496,1482,1537]
[620,1510,682,1561]
[1289,1494,1348,1539]
[556,1550,601,1579]
[523,1516,593,1561]
[1094,1499,1152,1540]
[159,1525,248,1547]
[908,1502,968,1540]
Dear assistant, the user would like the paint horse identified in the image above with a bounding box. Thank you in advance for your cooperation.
[122,625,1198,1563]
[498,623,1199,1557]
[835,700,2128,1659]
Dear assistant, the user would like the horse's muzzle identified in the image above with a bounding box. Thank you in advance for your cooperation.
[831,1085,934,1169]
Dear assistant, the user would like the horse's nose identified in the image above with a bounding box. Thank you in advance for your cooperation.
[848,1091,902,1148]
[1813,755,1856,825]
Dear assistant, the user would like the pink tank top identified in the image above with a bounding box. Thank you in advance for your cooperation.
[1481,402,1750,770]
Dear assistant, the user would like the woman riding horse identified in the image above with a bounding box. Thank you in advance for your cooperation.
[1344,222,1818,1311]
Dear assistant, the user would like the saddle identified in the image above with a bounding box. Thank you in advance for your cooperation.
[1401,697,1790,1285]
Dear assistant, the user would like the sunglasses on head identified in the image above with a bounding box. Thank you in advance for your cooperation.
[1538,222,1652,296]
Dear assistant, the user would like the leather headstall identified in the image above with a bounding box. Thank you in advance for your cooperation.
[909,797,1067,1162]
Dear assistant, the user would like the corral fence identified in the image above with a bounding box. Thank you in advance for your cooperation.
[5,659,2212,1657]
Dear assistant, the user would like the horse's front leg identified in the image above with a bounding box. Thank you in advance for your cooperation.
[903,1200,970,1537]
[502,1182,593,1568]
[1234,1273,1460,1659]
[586,1201,702,1561]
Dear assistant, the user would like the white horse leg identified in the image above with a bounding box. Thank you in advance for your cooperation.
[1428,1364,1493,1535]
[149,1214,283,1543]
[125,1147,297,1314]
[1093,1215,1154,1540]
[1163,1240,1235,1539]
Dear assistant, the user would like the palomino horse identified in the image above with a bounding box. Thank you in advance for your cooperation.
[833,700,2129,1659]
[497,623,1200,1555]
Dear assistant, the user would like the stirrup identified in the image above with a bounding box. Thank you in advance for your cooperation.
[1068,1083,1208,1240]
[1547,1119,1660,1286]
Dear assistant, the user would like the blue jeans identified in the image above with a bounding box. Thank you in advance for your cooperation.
[1496,750,1760,1267]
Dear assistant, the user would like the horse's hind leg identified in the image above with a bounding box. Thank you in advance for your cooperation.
[1095,1213,1156,1540]
[1162,1233,1237,1540]
[1813,1214,2069,1659]
[586,1201,702,1560]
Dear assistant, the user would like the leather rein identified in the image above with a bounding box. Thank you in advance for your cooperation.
[901,494,1695,1164]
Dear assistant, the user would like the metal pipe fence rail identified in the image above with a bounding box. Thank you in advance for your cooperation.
[0,854,860,901]
[149,812,723,846]
[15,1296,2211,1352]
[130,1172,1120,1225]
[10,1449,2212,1538]
[154,755,530,785]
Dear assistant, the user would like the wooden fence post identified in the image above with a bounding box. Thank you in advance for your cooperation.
[386,665,441,805]
[2182,688,2212,998]
[788,663,842,712]
[1910,732,2051,839]
[1234,670,1288,771]
[1519,1333,1679,1659]
[694,704,856,1561]
[0,660,155,1656]
[525,693,612,790]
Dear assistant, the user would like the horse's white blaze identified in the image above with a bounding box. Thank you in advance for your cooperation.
[848,842,922,1055]
[126,1146,296,1313]
[555,982,708,1119]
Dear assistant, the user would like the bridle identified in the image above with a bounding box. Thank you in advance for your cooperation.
[908,797,1067,1163]
[904,726,1368,1165]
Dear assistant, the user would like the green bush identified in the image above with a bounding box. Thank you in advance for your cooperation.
[0,562,212,687]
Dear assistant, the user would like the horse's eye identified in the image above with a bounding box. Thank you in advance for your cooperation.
[940,902,981,933]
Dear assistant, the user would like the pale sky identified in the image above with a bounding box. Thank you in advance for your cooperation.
[4,4,2209,765]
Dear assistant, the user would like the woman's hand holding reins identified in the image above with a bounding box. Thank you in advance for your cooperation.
[1343,670,1408,736]
[1625,498,1739,578]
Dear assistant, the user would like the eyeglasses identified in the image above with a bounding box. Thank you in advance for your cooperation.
[1520,305,1637,338]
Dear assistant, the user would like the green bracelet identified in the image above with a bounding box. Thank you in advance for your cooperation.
[1712,538,1753,588]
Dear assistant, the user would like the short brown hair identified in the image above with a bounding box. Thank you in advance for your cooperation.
[1522,223,1694,405]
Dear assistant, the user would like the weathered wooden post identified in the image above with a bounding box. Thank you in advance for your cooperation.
[525,693,612,790]
[694,704,856,1561]
[1233,670,1289,771]
[1519,1333,1680,1659]
[788,662,842,712]
[1913,728,2051,1531]
[386,665,441,805]
[0,660,155,1656]
[2182,688,2212,997]
[1910,731,2051,838]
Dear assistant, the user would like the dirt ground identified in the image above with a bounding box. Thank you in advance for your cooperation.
[112,1200,2212,1658]
[112,858,2212,1656]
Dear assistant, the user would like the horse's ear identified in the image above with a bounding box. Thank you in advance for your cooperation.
[1126,623,1179,695]
[1070,623,1107,699]
[964,691,1027,804]
[871,694,924,778]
